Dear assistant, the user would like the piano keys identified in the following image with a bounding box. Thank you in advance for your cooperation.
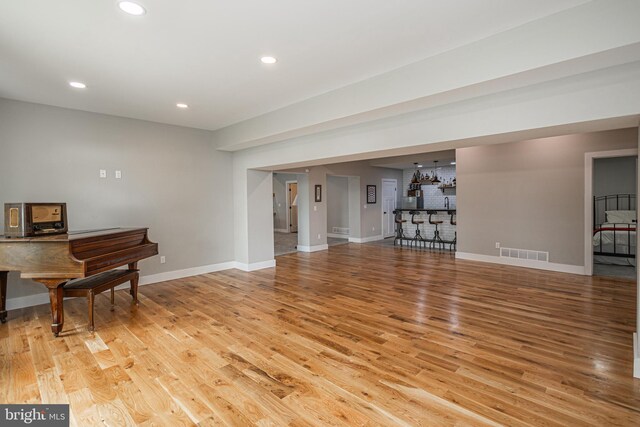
[0,228,158,336]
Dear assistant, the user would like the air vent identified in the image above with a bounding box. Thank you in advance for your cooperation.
[332,227,349,235]
[500,247,549,262]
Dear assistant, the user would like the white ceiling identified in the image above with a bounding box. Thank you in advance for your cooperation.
[0,0,589,131]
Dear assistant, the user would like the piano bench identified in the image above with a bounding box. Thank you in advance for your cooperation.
[63,269,139,332]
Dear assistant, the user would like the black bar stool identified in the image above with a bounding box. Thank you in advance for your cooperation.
[393,210,407,246]
[427,210,445,250]
[448,210,457,251]
[410,211,427,249]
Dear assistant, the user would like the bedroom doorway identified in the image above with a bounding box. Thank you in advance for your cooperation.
[586,150,638,279]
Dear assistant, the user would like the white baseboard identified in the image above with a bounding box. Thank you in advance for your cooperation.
[455,252,586,275]
[297,244,329,253]
[234,259,276,271]
[138,261,237,286]
[274,229,288,233]
[634,333,640,379]
[327,233,349,239]
[349,235,383,244]
[5,259,276,311]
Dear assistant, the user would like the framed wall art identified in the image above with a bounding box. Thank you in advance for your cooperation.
[366,185,376,204]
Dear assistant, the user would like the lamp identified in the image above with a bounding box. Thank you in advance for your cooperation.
[430,160,441,184]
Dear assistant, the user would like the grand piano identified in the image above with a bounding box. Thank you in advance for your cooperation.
[0,228,158,336]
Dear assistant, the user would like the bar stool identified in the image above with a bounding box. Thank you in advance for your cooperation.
[393,210,407,246]
[427,210,445,250]
[410,211,427,249]
[448,210,457,251]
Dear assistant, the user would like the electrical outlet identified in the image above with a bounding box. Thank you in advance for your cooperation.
[99,169,107,178]
[495,242,500,249]
[115,170,122,179]
[160,256,166,264]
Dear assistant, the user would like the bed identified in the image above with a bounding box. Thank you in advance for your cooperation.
[593,194,636,265]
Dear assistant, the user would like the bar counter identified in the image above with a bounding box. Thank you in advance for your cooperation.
[393,209,456,250]
[394,208,456,212]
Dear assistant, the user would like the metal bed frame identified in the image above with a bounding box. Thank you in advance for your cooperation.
[593,194,636,258]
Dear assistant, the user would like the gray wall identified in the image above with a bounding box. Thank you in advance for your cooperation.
[298,167,327,248]
[296,173,312,246]
[594,157,637,197]
[279,162,403,240]
[457,128,638,266]
[320,163,403,238]
[247,170,275,263]
[327,175,349,234]
[0,98,234,302]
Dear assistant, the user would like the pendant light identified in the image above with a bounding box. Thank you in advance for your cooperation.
[430,160,441,184]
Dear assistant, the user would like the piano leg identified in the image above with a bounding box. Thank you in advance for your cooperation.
[0,271,7,323]
[37,280,66,337]
[129,262,139,304]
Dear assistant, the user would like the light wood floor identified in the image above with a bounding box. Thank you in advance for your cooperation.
[1,244,639,426]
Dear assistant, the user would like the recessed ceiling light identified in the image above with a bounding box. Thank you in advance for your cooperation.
[261,56,277,64]
[176,103,189,109]
[450,161,456,165]
[69,81,86,89]
[118,1,146,16]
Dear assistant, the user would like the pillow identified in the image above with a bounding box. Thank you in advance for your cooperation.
[605,210,636,224]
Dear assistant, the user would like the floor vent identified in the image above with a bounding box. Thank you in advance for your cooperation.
[332,227,349,235]
[500,247,549,262]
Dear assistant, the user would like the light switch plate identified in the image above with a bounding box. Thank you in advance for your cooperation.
[99,169,107,178]
[115,170,122,179]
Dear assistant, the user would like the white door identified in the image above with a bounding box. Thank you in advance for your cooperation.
[384,198,395,237]
[382,179,397,238]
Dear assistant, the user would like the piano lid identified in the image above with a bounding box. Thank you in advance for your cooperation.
[0,228,148,242]
[0,227,158,279]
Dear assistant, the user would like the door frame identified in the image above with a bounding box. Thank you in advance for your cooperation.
[285,180,298,233]
[584,148,638,276]
[381,179,397,238]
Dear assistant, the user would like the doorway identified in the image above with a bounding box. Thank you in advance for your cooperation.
[274,175,300,256]
[593,156,637,279]
[382,179,397,238]
[287,181,298,233]
[585,149,638,278]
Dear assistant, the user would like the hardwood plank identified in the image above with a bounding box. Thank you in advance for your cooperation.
[1,244,639,426]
